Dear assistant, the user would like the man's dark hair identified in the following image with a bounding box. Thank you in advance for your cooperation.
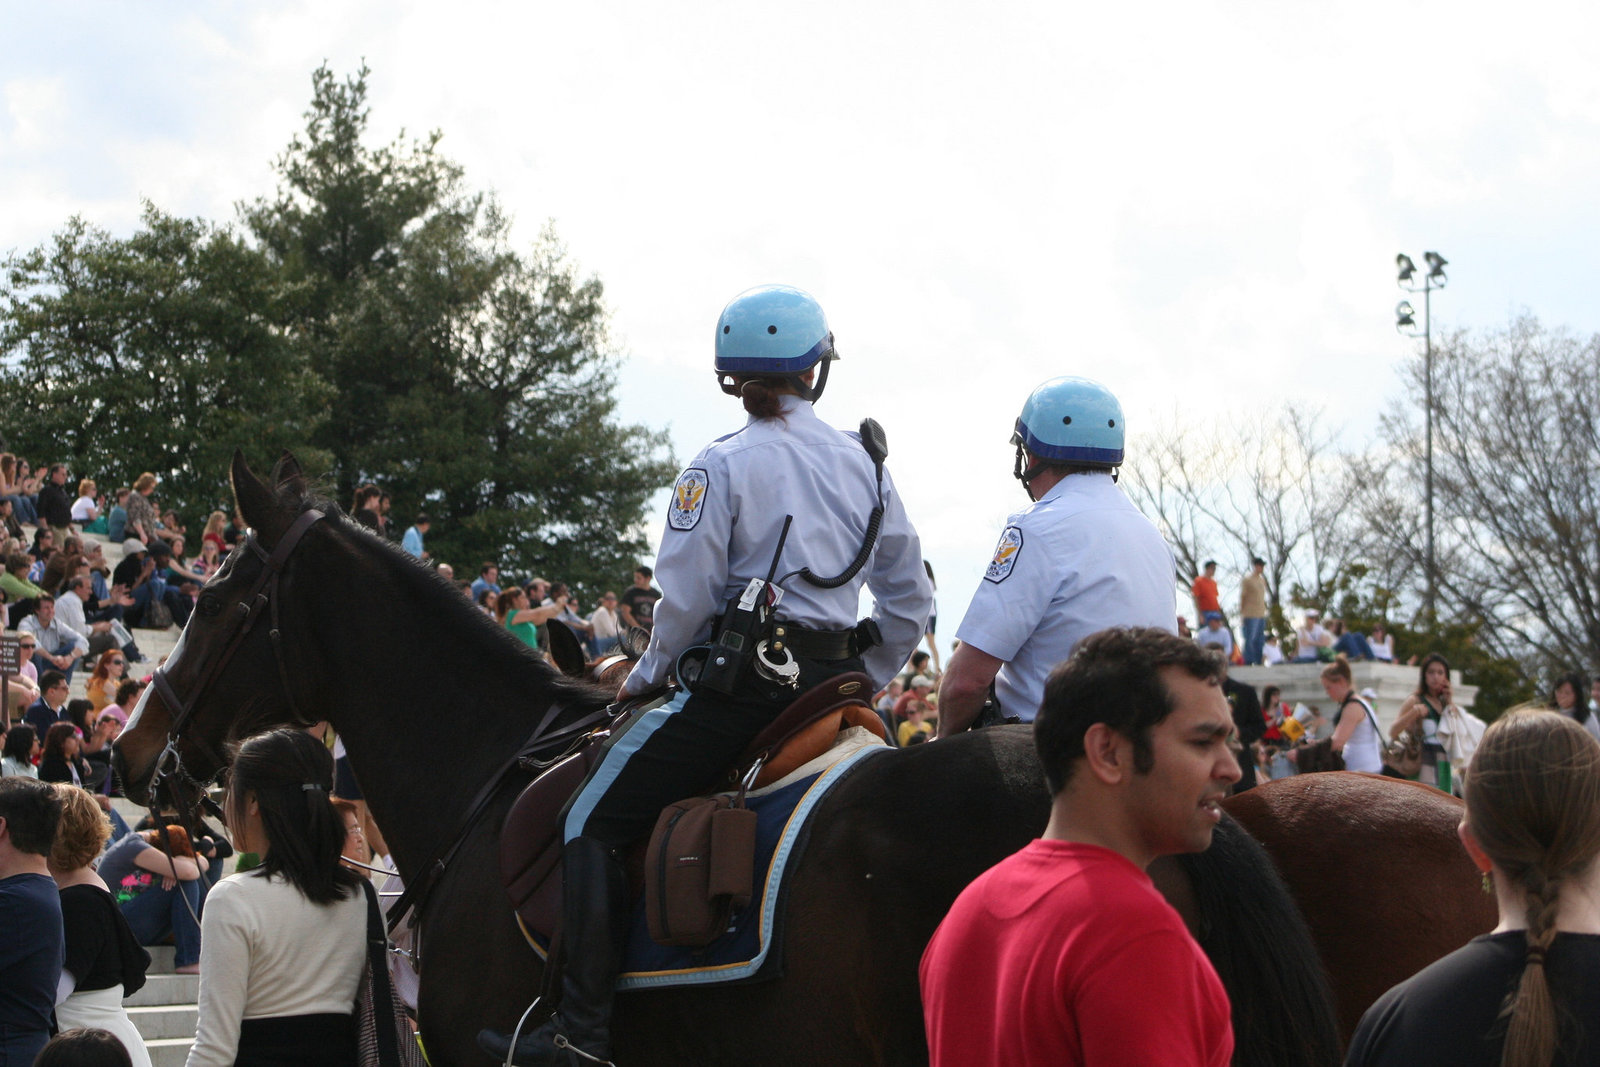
[636,564,653,579]
[40,670,67,693]
[1034,627,1224,794]
[480,561,497,576]
[36,593,55,606]
[36,1028,134,1067]
[1203,560,1217,570]
[0,776,64,856]
[1251,556,1265,567]
[414,513,430,526]
[115,679,142,706]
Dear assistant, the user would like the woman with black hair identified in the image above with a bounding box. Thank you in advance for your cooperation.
[38,721,92,788]
[1394,653,1463,791]
[1,724,40,777]
[1550,670,1600,743]
[188,729,366,1067]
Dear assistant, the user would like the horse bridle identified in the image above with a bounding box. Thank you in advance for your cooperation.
[145,508,327,812]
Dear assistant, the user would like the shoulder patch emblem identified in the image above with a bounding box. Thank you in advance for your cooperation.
[668,468,709,531]
[984,525,1024,583]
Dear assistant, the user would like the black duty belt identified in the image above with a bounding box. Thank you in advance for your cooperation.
[779,625,857,661]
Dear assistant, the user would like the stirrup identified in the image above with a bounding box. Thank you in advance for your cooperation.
[553,1034,616,1066]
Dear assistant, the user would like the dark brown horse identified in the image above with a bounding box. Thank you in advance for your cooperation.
[114,454,1487,1066]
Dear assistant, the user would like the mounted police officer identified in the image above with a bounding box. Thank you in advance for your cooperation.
[937,376,1176,735]
[480,285,932,1066]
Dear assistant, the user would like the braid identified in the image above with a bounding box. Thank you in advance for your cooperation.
[1500,868,1561,1067]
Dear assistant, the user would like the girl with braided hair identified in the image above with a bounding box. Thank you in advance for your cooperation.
[1347,710,1600,1065]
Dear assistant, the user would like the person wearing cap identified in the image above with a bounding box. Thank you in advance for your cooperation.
[1293,609,1332,663]
[111,538,191,629]
[938,377,1177,735]
[480,284,932,1067]
[1195,611,1234,658]
[894,674,936,722]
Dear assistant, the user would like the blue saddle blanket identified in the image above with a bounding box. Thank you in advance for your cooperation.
[596,743,886,991]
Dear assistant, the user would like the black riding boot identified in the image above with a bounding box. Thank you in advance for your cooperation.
[478,837,629,1066]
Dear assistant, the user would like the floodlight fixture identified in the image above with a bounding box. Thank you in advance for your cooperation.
[1393,249,1450,628]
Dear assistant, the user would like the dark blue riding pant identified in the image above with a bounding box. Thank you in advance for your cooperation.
[564,655,862,850]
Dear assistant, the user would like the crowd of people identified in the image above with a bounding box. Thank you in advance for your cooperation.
[0,728,382,1067]
[8,278,1600,1067]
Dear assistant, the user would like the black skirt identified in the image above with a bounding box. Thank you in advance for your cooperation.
[235,1013,355,1067]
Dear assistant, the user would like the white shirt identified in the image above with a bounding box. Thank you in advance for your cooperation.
[626,395,932,691]
[955,472,1177,722]
[55,591,93,638]
[19,613,88,656]
[1292,624,1330,659]
[187,873,366,1067]
[1262,641,1285,666]
[1340,696,1384,773]
[1196,626,1233,656]
[590,605,620,640]
[70,495,98,521]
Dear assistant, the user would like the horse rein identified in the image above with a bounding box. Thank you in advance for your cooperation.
[144,508,327,824]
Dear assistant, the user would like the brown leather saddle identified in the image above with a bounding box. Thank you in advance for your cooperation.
[498,672,884,944]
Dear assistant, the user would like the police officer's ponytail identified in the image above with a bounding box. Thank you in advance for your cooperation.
[740,378,787,420]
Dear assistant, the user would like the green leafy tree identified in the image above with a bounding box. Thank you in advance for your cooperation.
[0,207,332,518]
[242,64,674,590]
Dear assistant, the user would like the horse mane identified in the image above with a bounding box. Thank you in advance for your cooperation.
[1176,814,1342,1067]
[270,474,609,711]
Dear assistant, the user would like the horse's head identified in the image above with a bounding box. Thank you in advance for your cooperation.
[115,451,327,804]
[545,619,641,693]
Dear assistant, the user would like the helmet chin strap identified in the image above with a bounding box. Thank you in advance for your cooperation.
[716,359,831,403]
[1013,443,1047,502]
[794,358,830,403]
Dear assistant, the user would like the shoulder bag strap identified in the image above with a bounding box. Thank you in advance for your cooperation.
[362,879,402,1067]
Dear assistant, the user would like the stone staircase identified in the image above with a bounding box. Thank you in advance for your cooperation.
[125,945,200,1067]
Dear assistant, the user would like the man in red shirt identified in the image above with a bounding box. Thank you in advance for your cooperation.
[1192,559,1221,618]
[920,627,1238,1066]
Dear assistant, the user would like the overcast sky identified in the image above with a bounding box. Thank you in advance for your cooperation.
[5,2,1599,661]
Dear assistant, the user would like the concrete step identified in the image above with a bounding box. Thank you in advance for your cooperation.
[143,944,177,973]
[126,1004,198,1040]
[125,973,198,1007]
[145,1037,193,1067]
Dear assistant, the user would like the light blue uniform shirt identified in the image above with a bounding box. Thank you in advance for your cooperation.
[626,394,932,691]
[955,472,1176,721]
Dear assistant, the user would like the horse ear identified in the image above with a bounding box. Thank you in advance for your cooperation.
[270,451,306,493]
[620,626,651,659]
[231,451,277,534]
[545,621,587,679]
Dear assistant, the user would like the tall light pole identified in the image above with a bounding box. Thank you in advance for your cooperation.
[1395,251,1448,625]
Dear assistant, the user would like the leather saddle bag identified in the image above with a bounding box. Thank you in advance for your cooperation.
[644,792,758,948]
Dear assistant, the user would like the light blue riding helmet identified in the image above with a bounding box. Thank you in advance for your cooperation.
[714,285,839,402]
[1011,376,1125,480]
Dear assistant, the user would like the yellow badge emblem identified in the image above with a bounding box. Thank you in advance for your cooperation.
[984,525,1024,583]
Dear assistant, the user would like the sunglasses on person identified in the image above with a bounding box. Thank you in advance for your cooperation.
[18,643,35,650]
[111,659,125,666]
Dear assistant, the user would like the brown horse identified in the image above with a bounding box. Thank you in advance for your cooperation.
[114,454,1487,1065]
